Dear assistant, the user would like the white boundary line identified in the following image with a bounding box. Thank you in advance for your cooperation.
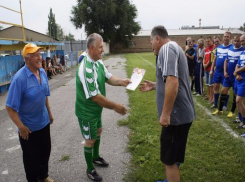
[135,53,155,68]
[136,52,245,142]
[194,98,245,143]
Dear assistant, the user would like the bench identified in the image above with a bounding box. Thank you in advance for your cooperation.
[0,81,10,87]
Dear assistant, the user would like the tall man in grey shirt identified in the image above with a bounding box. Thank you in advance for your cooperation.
[140,26,195,182]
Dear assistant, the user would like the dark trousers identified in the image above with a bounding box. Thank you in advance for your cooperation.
[194,62,203,95]
[19,124,51,182]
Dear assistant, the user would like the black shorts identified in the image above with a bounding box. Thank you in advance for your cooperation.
[160,122,192,165]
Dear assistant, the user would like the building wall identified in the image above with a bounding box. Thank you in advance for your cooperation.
[111,33,242,53]
[0,26,55,42]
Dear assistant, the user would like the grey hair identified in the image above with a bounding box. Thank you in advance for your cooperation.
[151,25,168,39]
[198,38,205,45]
[86,33,103,49]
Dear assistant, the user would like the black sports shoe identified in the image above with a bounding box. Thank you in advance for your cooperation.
[87,168,102,181]
[93,157,109,167]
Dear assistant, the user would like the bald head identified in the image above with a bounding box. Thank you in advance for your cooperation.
[240,34,245,48]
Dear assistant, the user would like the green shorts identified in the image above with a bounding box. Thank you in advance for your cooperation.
[78,118,102,140]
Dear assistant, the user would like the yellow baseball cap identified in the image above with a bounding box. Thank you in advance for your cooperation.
[22,43,43,57]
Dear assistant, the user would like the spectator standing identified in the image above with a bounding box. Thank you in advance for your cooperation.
[194,39,205,96]
[140,25,195,182]
[233,34,245,128]
[203,37,215,101]
[185,39,196,90]
[210,32,232,109]
[212,36,244,116]
[5,43,55,182]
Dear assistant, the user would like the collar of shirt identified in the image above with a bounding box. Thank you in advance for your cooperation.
[87,54,99,67]
[24,65,43,78]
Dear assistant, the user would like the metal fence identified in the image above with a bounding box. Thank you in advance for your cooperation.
[0,50,79,94]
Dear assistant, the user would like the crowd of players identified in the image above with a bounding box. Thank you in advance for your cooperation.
[185,32,245,132]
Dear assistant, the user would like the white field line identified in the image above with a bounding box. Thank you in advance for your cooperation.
[2,169,8,175]
[136,53,245,142]
[194,98,245,143]
[6,145,21,153]
[135,53,155,68]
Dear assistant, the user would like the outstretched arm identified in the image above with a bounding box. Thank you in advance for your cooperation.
[139,80,156,92]
[107,75,131,87]
[91,94,127,115]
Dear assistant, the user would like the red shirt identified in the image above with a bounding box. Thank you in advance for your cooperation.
[204,44,215,71]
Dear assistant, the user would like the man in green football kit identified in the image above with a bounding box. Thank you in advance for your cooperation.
[75,33,130,181]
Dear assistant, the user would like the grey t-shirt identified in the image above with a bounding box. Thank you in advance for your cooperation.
[156,41,195,125]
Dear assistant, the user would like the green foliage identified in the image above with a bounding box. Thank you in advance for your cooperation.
[122,52,245,182]
[70,0,141,46]
[60,155,70,161]
[0,25,3,30]
[56,24,65,41]
[64,32,76,41]
[47,8,58,40]
[239,23,245,32]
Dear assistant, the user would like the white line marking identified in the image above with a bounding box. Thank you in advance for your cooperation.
[65,74,71,77]
[81,140,85,145]
[6,145,21,153]
[135,53,155,68]
[194,98,245,141]
[8,134,18,140]
[7,127,13,131]
[2,170,8,175]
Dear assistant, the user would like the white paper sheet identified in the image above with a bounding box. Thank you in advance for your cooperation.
[126,68,146,91]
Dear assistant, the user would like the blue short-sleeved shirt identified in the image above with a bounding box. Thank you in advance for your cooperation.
[237,51,245,78]
[6,65,50,132]
[226,46,244,79]
[215,44,232,73]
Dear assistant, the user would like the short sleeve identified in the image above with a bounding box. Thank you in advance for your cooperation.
[158,43,179,78]
[78,61,100,99]
[5,77,24,112]
[98,60,112,81]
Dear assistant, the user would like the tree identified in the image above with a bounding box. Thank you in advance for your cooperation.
[70,0,141,46]
[239,23,245,32]
[0,25,3,30]
[65,33,76,41]
[56,24,65,41]
[47,8,57,39]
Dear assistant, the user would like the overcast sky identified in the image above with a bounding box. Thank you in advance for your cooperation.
[0,0,244,40]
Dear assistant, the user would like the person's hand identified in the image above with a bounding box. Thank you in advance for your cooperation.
[236,75,243,81]
[139,80,155,92]
[159,114,170,127]
[49,114,54,124]
[224,71,229,78]
[121,78,131,87]
[233,70,238,76]
[210,71,213,76]
[114,104,127,115]
[185,53,189,57]
[19,125,31,140]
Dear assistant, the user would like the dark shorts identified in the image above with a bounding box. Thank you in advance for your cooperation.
[160,122,192,165]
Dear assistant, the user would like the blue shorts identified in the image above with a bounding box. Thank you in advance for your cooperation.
[204,71,210,85]
[223,77,235,89]
[237,80,245,97]
[209,74,214,86]
[213,71,224,84]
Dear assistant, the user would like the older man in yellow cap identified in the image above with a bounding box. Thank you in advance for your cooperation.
[5,43,55,182]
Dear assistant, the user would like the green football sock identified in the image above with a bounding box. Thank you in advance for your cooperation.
[84,146,94,172]
[93,136,101,159]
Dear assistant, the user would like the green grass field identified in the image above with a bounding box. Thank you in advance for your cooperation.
[121,52,245,182]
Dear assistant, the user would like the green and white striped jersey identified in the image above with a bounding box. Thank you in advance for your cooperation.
[75,54,112,121]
